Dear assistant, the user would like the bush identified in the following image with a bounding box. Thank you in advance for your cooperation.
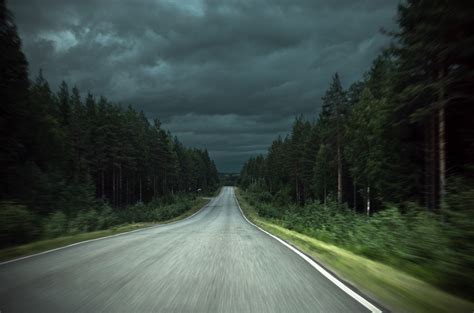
[257,191,273,203]
[69,210,100,233]
[247,182,266,194]
[124,203,148,223]
[257,203,281,219]
[273,186,292,206]
[0,203,39,247]
[158,193,177,206]
[96,205,120,229]
[43,211,68,238]
[439,178,474,296]
[0,194,200,251]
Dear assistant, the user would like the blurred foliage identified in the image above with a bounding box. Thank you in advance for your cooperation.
[0,194,201,249]
[0,203,39,246]
[241,184,474,300]
[44,211,68,238]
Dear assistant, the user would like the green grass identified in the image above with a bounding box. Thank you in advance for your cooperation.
[235,188,474,313]
[0,197,210,263]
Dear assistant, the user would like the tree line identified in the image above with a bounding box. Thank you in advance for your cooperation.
[1,0,219,221]
[239,0,474,215]
[238,1,474,297]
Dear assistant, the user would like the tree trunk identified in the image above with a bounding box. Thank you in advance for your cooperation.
[366,185,370,216]
[424,123,431,209]
[96,173,100,199]
[162,172,166,194]
[112,166,116,207]
[126,177,129,206]
[119,165,122,207]
[131,177,135,203]
[438,87,446,207]
[101,170,105,199]
[425,114,439,211]
[336,95,343,205]
[353,182,357,211]
[295,162,299,205]
[430,114,438,210]
[139,176,143,203]
[337,145,342,204]
[323,184,327,207]
[295,177,299,204]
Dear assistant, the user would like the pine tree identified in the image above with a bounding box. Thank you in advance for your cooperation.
[0,0,30,198]
[344,88,388,215]
[57,81,71,127]
[286,117,311,204]
[312,144,332,206]
[1,0,220,218]
[265,136,287,193]
[394,0,474,209]
[319,73,348,204]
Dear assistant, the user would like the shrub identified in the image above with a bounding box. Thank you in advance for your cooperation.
[257,191,273,203]
[0,194,201,250]
[273,186,292,206]
[43,211,68,238]
[158,193,177,206]
[69,210,100,233]
[442,181,474,295]
[257,203,281,219]
[96,205,120,229]
[0,203,39,247]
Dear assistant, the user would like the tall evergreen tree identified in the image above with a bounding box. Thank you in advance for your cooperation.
[0,0,30,198]
[57,81,70,127]
[344,88,388,215]
[319,73,348,204]
[394,0,474,209]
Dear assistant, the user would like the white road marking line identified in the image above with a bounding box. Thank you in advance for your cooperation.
[232,188,383,313]
[0,195,217,267]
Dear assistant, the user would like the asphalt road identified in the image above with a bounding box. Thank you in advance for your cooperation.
[0,187,377,313]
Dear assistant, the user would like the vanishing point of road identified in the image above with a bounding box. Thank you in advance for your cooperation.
[0,187,381,312]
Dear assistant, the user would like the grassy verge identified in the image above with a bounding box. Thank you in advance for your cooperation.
[235,188,473,313]
[0,196,210,263]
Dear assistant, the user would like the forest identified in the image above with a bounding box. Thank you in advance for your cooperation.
[239,0,474,299]
[0,2,219,248]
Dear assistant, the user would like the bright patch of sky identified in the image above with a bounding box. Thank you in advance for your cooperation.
[39,30,77,53]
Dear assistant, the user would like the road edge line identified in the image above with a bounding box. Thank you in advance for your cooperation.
[232,188,383,313]
[0,194,218,266]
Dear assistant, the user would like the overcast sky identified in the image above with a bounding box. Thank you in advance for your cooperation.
[10,0,399,172]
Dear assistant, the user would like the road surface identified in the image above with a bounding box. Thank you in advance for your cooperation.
[0,187,378,312]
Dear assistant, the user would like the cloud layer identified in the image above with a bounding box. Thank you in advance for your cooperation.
[10,0,398,172]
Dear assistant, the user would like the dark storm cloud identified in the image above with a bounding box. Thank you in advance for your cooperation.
[10,0,399,172]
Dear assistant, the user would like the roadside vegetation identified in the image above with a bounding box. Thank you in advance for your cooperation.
[0,194,210,262]
[238,0,474,308]
[236,188,473,313]
[0,1,220,253]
